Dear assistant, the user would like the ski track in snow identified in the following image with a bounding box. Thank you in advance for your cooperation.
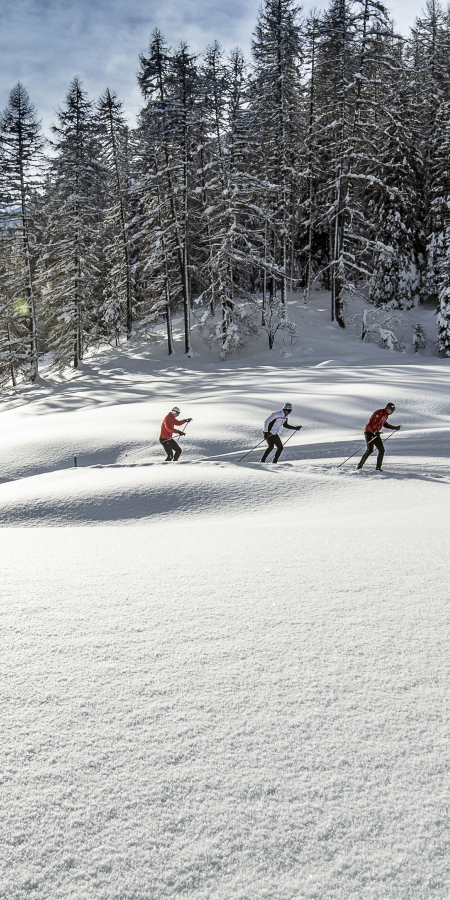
[2,337,450,898]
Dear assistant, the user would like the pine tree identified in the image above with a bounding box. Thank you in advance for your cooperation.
[249,0,304,319]
[96,89,134,342]
[432,96,450,348]
[0,83,44,383]
[137,33,198,354]
[365,36,422,308]
[437,222,450,354]
[40,78,103,368]
[311,0,359,325]
[309,0,407,322]
[135,32,177,352]
[0,236,30,387]
[196,44,257,356]
[196,41,226,316]
[407,0,450,303]
[299,13,323,303]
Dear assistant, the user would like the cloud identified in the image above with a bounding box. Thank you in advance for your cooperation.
[0,0,261,134]
[0,0,427,136]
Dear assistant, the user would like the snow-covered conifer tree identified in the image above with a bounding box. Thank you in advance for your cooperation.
[365,36,421,308]
[40,78,103,368]
[167,43,198,352]
[196,41,226,316]
[0,237,32,387]
[249,0,304,318]
[137,34,198,354]
[407,0,450,303]
[0,83,44,382]
[311,0,406,323]
[195,44,257,355]
[135,32,177,352]
[95,89,134,342]
[299,14,323,303]
[437,222,450,353]
[311,0,358,325]
[431,96,450,348]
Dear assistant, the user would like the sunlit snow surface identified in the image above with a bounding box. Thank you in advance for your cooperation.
[2,303,450,899]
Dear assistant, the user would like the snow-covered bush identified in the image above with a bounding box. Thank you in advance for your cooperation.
[361,309,406,351]
[378,327,405,352]
[261,300,297,350]
[196,300,259,359]
[413,323,426,352]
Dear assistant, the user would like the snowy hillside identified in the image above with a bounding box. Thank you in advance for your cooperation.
[2,292,450,900]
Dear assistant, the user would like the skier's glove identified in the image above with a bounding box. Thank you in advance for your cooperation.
[296,425,302,431]
[395,425,401,431]
[185,418,193,423]
[177,431,185,436]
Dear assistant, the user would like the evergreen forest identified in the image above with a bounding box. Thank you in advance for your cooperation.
[1,0,450,386]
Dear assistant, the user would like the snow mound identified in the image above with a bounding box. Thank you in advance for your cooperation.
[2,336,450,900]
[314,359,346,367]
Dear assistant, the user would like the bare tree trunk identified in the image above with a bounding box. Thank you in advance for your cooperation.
[166,301,174,355]
[7,324,17,387]
[262,224,267,325]
[154,152,174,354]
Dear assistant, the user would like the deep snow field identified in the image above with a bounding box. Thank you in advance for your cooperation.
[2,293,450,900]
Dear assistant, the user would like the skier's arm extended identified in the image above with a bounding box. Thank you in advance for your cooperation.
[282,421,301,431]
[173,417,192,427]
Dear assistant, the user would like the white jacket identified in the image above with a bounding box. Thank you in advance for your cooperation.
[264,410,288,435]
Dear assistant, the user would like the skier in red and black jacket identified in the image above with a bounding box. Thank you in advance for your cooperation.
[356,402,401,471]
[159,407,192,461]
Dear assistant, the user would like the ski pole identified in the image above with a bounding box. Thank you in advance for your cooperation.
[197,447,257,462]
[261,427,302,462]
[337,429,397,469]
[336,434,378,468]
[199,429,301,464]
[282,428,301,449]
[236,438,266,464]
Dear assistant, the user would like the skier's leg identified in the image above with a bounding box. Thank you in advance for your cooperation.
[357,432,374,469]
[261,434,274,462]
[160,438,173,461]
[374,434,385,469]
[172,439,182,461]
[272,434,284,463]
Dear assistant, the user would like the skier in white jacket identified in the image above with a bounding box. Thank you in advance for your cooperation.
[261,402,302,463]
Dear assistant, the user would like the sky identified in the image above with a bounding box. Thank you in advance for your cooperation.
[0,0,430,136]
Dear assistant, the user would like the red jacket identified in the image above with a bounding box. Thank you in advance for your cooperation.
[160,412,187,440]
[364,408,396,434]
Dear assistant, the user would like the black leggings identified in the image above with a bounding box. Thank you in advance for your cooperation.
[261,432,284,463]
[160,437,182,461]
[358,431,384,469]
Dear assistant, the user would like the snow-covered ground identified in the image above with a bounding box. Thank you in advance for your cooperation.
[2,293,450,899]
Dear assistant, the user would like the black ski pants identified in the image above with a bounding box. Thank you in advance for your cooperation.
[357,431,384,469]
[160,437,182,461]
[261,432,284,463]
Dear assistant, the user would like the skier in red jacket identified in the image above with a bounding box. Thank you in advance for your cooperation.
[356,402,401,471]
[159,407,192,461]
